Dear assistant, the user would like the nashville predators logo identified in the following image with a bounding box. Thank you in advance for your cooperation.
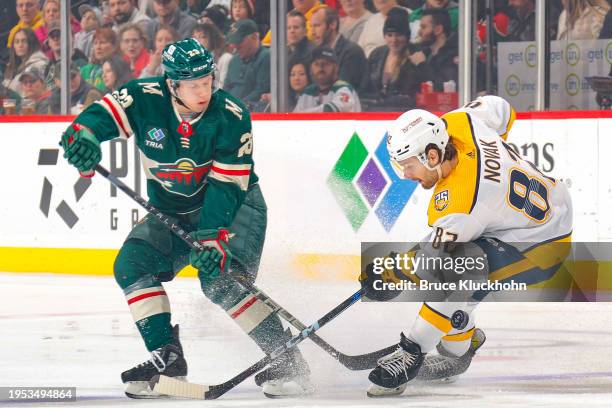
[150,158,212,197]
[435,190,449,211]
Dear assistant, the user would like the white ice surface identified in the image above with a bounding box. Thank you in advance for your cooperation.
[2,272,612,407]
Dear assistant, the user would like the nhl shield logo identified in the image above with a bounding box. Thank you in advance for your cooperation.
[435,190,449,211]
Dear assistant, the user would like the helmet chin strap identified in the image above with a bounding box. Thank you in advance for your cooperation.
[169,80,191,110]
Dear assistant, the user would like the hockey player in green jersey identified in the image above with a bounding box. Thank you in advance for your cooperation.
[59,38,312,399]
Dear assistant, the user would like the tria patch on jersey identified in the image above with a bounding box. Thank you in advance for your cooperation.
[145,127,166,150]
[435,190,450,212]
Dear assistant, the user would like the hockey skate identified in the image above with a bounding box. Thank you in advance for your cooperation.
[416,327,487,383]
[122,325,187,399]
[254,346,314,398]
[367,333,424,398]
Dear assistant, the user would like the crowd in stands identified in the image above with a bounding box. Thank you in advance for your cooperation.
[0,0,611,115]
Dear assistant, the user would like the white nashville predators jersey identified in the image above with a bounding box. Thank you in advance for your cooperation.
[425,96,573,247]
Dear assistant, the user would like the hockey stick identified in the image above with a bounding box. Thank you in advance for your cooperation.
[94,164,395,370]
[231,274,396,370]
[150,289,364,399]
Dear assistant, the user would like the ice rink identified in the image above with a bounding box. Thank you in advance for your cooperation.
[2,272,612,407]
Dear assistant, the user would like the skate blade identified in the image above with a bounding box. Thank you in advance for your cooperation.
[263,378,315,399]
[366,383,407,398]
[125,377,186,399]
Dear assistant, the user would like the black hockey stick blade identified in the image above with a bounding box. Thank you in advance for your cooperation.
[150,288,364,399]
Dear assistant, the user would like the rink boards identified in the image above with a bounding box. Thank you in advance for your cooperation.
[1,112,611,282]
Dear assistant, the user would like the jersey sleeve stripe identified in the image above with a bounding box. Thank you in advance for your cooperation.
[209,171,250,190]
[211,162,251,176]
[209,162,251,190]
[96,95,133,138]
[500,107,516,141]
[467,114,480,214]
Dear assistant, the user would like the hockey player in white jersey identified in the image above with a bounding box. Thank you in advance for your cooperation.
[365,95,573,397]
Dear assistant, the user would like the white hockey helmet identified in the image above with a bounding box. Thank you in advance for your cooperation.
[386,109,449,179]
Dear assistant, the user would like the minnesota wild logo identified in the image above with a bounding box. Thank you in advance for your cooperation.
[150,158,212,197]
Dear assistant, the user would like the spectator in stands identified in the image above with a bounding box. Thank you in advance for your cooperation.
[102,55,133,91]
[34,0,58,46]
[109,0,150,33]
[557,0,610,40]
[198,5,230,33]
[140,24,178,77]
[147,0,197,44]
[363,7,427,110]
[288,58,311,110]
[294,46,361,112]
[287,10,315,64]
[262,0,326,46]
[231,0,254,23]
[409,0,458,43]
[8,0,43,48]
[34,0,81,48]
[418,8,457,91]
[358,0,402,58]
[41,21,88,84]
[119,24,150,78]
[506,0,536,41]
[75,5,103,60]
[224,19,270,111]
[0,80,22,115]
[311,6,367,90]
[3,28,48,93]
[18,66,50,114]
[81,28,119,91]
[191,23,232,88]
[50,62,102,114]
[339,0,372,44]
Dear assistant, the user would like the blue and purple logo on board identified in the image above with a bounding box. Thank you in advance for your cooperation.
[327,132,417,232]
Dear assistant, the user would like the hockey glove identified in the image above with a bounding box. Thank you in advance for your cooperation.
[359,252,404,302]
[60,123,101,177]
[189,228,232,278]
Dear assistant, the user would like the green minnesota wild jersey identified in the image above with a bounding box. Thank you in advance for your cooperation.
[74,77,257,230]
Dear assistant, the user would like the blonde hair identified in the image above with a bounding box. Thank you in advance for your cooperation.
[564,0,610,29]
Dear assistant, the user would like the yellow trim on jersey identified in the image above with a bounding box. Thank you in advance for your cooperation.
[488,235,572,282]
[419,303,453,333]
[500,107,516,141]
[488,258,534,282]
[523,235,572,270]
[442,328,475,342]
[428,112,480,226]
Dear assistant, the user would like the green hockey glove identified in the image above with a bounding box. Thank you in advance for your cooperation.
[60,123,101,177]
[189,228,233,278]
